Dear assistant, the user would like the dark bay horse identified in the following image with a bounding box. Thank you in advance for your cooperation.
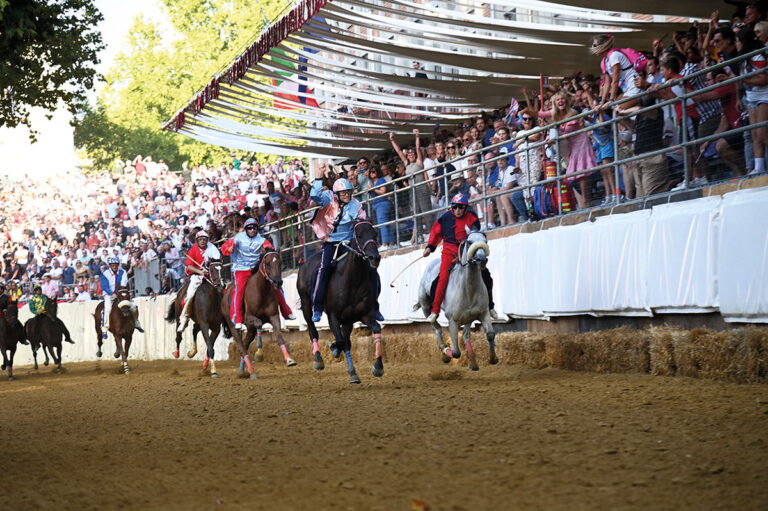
[166,262,226,377]
[94,288,137,374]
[0,303,27,380]
[297,220,383,384]
[221,251,296,377]
[25,300,69,373]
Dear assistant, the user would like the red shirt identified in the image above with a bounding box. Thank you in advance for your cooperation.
[427,209,481,249]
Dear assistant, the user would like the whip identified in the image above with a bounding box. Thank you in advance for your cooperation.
[389,255,426,288]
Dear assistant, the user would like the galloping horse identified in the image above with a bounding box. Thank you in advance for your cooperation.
[0,303,27,380]
[166,262,226,377]
[26,300,68,373]
[94,287,138,374]
[415,226,498,371]
[297,220,383,384]
[221,250,296,378]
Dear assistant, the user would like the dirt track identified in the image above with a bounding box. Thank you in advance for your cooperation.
[1,358,767,510]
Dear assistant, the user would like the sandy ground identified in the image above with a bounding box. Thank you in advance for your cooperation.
[1,357,767,511]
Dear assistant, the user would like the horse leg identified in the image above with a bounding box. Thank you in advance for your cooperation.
[0,348,7,371]
[122,335,132,374]
[173,328,182,359]
[7,347,15,381]
[198,324,217,378]
[481,314,498,365]
[448,320,461,360]
[43,343,50,366]
[255,327,264,362]
[463,324,479,371]
[54,344,63,373]
[368,314,384,378]
[188,324,199,359]
[31,343,39,370]
[332,318,359,384]
[236,328,256,380]
[271,313,296,367]
[300,292,324,370]
[208,323,221,378]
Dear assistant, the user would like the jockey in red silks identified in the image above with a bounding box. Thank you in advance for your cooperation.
[422,193,497,324]
[221,218,294,332]
[177,230,221,333]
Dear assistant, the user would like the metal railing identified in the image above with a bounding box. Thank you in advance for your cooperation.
[212,48,768,271]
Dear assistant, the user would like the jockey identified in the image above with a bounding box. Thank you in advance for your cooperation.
[221,217,295,332]
[100,257,144,336]
[28,284,74,344]
[309,174,384,323]
[177,230,221,332]
[422,193,497,324]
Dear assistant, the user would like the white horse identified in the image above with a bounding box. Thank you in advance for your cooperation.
[414,227,498,371]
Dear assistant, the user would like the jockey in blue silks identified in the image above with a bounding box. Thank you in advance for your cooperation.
[309,177,384,323]
[100,257,143,337]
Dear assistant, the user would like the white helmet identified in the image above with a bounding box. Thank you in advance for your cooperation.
[195,230,209,240]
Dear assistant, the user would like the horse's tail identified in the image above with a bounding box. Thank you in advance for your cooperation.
[165,298,177,323]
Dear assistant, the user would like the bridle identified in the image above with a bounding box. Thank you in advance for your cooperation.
[349,221,379,263]
[258,251,281,288]
[458,231,487,267]
[208,262,223,289]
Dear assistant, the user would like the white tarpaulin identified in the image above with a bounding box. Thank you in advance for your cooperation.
[717,188,768,323]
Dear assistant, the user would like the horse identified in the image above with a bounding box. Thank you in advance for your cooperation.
[414,226,498,371]
[94,287,138,374]
[166,262,227,377]
[25,300,67,373]
[222,212,247,239]
[0,303,27,380]
[297,220,383,384]
[221,252,296,378]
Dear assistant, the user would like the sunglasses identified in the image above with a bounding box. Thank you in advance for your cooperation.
[522,117,534,122]
[245,225,257,230]
[451,205,466,210]
[446,145,455,149]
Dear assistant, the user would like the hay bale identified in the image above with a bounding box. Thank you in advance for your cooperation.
[648,327,678,376]
[497,332,549,368]
[578,327,651,374]
[544,333,582,370]
[742,326,768,383]
[677,328,767,384]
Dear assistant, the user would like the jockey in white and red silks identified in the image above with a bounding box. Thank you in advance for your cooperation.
[221,218,294,332]
[177,230,221,332]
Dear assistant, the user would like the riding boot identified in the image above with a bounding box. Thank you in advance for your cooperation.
[369,267,384,322]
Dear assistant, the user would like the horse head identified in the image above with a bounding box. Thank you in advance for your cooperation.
[115,287,133,314]
[259,250,283,288]
[209,261,224,290]
[461,226,490,269]
[352,220,381,269]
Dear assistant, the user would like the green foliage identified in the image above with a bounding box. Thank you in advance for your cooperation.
[75,0,286,171]
[0,0,104,137]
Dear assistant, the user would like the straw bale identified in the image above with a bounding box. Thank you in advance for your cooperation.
[742,326,768,382]
[675,328,767,384]
[648,327,680,376]
[543,333,583,370]
[497,332,549,368]
[578,327,650,374]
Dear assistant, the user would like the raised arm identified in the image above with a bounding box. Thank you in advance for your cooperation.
[414,129,424,166]
[389,132,407,165]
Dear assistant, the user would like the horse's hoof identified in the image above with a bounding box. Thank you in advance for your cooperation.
[349,373,361,384]
[187,350,196,359]
[44,361,49,366]
[1,363,5,370]
[286,358,297,367]
[313,351,324,370]
[124,368,131,375]
[33,364,39,371]
[8,375,15,381]
[211,373,219,379]
[54,367,62,374]
[172,350,180,359]
[255,353,264,363]
[489,353,499,365]
[96,350,102,358]
[469,364,479,372]
[249,374,258,380]
[113,351,120,359]
[371,358,384,378]
[452,350,461,360]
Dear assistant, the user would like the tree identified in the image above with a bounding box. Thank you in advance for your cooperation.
[74,0,285,171]
[0,0,104,136]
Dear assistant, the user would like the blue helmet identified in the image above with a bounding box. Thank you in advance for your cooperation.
[333,178,353,192]
[450,193,469,206]
[244,218,258,228]
[108,257,120,265]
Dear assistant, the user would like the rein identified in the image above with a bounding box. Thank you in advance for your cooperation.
[350,221,378,260]
[258,252,280,288]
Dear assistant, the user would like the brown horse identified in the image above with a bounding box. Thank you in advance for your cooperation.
[0,303,27,380]
[25,300,71,373]
[165,262,227,378]
[94,288,137,374]
[221,251,296,379]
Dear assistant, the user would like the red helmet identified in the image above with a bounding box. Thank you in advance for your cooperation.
[450,193,469,206]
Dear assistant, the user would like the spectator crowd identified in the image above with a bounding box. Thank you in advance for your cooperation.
[2,2,767,305]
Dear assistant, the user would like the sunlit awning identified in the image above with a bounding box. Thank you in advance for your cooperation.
[163,0,721,158]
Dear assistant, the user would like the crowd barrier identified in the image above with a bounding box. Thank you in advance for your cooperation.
[11,187,766,366]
